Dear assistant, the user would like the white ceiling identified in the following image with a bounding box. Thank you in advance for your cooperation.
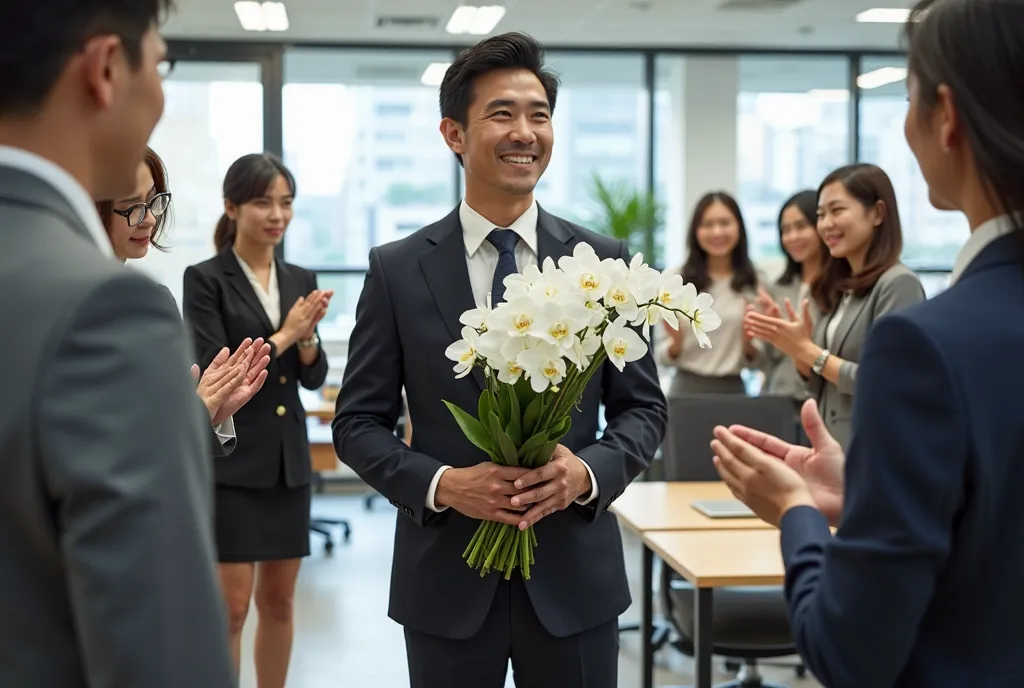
[164,0,914,51]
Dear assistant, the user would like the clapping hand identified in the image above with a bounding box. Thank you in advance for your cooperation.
[285,289,334,342]
[711,399,845,527]
[192,338,271,426]
[743,296,814,360]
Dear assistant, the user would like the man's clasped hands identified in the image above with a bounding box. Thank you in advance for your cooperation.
[435,445,594,531]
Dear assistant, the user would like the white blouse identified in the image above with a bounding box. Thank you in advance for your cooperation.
[232,248,280,329]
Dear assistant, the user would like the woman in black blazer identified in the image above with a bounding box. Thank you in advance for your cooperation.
[182,153,331,687]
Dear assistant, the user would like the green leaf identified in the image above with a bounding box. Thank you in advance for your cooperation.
[506,387,522,446]
[443,400,498,462]
[517,431,548,461]
[487,411,519,467]
[548,415,573,443]
[514,377,535,410]
[478,389,494,432]
[522,395,543,438]
[497,384,513,428]
[525,439,559,468]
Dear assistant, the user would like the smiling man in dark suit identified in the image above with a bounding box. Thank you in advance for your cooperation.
[333,32,667,688]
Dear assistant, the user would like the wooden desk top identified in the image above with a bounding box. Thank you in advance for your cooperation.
[644,529,785,588]
[610,481,772,534]
[308,407,334,422]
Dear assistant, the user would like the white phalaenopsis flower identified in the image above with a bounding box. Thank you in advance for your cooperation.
[566,333,602,371]
[488,296,547,339]
[460,304,492,331]
[444,326,480,378]
[601,258,640,322]
[602,315,648,372]
[678,283,722,348]
[558,243,609,301]
[654,273,687,330]
[536,299,593,349]
[517,340,568,392]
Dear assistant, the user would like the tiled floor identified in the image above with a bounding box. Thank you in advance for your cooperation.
[237,491,819,688]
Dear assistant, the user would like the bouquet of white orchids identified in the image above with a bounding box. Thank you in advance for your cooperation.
[444,242,720,579]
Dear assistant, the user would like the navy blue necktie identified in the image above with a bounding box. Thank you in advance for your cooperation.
[487,229,520,305]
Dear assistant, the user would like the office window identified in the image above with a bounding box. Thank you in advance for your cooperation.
[858,57,967,268]
[282,48,458,339]
[134,61,263,308]
[533,53,649,233]
[282,49,457,272]
[654,56,686,269]
[736,56,851,263]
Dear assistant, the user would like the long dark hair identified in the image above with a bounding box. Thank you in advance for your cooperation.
[680,191,758,293]
[811,164,903,314]
[776,189,821,286]
[95,146,172,251]
[214,153,296,252]
[905,0,1024,233]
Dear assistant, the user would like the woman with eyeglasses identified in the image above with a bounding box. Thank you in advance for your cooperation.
[95,147,270,454]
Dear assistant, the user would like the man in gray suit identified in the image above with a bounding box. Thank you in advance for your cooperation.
[0,2,238,685]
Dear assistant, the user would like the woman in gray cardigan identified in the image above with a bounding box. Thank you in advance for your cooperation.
[745,164,925,449]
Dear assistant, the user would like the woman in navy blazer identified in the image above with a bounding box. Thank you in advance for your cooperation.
[712,1,1024,686]
[182,153,331,687]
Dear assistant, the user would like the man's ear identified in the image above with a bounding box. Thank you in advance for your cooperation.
[440,118,466,159]
[80,35,125,109]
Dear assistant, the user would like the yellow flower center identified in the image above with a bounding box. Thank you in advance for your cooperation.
[543,364,559,378]
[580,273,600,291]
[513,314,532,332]
[613,341,627,357]
[550,322,569,340]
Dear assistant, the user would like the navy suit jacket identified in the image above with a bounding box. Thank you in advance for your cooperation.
[780,231,1024,687]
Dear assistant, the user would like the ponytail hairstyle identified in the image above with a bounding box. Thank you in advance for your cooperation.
[214,152,296,252]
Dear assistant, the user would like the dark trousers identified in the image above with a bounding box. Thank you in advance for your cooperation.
[404,573,618,688]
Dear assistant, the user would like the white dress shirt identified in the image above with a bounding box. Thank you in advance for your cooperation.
[0,145,234,444]
[232,248,281,328]
[425,199,599,512]
[949,214,1018,286]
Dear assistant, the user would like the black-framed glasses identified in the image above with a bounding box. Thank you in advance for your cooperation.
[112,192,172,227]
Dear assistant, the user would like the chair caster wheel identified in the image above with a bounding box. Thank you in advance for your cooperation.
[342,526,351,542]
[324,540,334,554]
[795,665,808,678]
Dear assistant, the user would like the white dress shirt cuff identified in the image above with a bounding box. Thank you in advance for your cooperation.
[426,465,451,512]
[213,416,236,445]
[575,457,599,506]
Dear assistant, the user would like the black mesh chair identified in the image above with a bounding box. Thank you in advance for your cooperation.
[661,393,806,687]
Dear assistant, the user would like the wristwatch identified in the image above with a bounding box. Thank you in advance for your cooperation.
[812,349,830,376]
[298,333,320,350]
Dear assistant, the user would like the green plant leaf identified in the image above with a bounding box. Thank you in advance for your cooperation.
[506,386,522,446]
[522,395,543,438]
[513,377,535,410]
[548,415,572,443]
[525,439,560,468]
[443,400,497,462]
[517,431,548,461]
[478,389,493,432]
[487,411,519,467]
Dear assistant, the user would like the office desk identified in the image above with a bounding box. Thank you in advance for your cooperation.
[611,482,773,688]
[643,530,785,688]
[611,481,772,535]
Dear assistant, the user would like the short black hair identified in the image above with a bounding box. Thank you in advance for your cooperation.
[0,1,174,117]
[904,0,1024,233]
[439,32,560,165]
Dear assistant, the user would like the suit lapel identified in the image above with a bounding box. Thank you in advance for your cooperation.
[276,259,303,319]
[831,293,868,355]
[218,249,274,333]
[536,204,575,266]
[419,207,486,391]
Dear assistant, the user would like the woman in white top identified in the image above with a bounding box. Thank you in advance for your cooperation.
[745,164,925,449]
[657,191,762,395]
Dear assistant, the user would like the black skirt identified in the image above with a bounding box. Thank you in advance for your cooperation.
[214,480,311,563]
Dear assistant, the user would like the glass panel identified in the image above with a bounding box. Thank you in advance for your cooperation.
[311,272,368,344]
[858,56,967,269]
[282,48,458,274]
[134,61,264,308]
[736,56,851,264]
[653,55,685,270]
[533,53,649,240]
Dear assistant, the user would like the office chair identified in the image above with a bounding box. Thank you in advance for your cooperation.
[657,393,805,686]
[310,470,352,554]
